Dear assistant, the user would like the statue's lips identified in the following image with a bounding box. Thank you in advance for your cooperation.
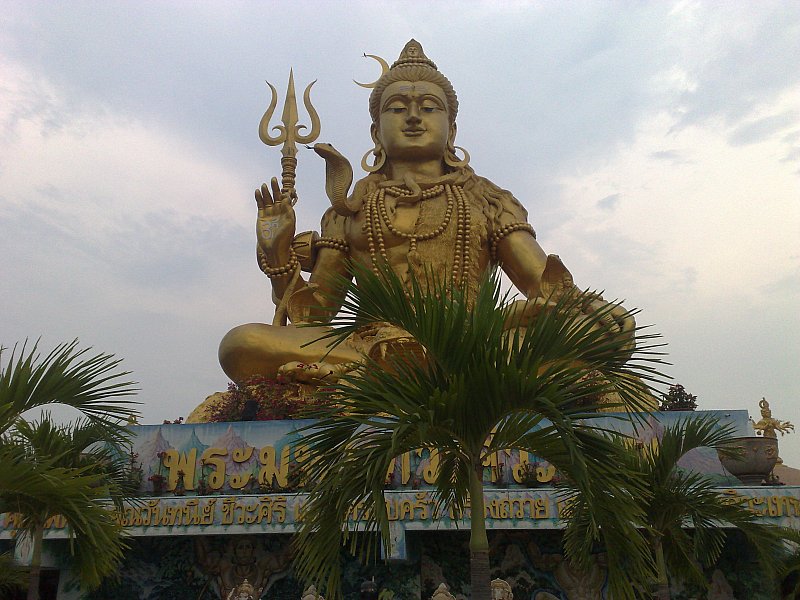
[402,129,426,136]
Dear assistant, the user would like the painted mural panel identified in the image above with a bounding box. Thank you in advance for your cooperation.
[123,411,751,497]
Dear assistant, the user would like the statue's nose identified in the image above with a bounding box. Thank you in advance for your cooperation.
[407,103,421,124]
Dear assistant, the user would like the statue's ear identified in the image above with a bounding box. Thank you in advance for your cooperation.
[448,122,457,146]
[370,123,380,146]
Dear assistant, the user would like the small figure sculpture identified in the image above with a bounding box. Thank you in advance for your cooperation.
[491,578,513,600]
[219,39,636,390]
[196,536,292,599]
[430,583,456,600]
[527,541,607,600]
[227,579,257,600]
[752,397,795,439]
[751,397,794,470]
[301,584,325,600]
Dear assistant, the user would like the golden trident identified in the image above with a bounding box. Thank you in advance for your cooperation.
[258,70,321,198]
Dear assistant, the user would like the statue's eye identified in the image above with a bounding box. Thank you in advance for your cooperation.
[422,106,437,113]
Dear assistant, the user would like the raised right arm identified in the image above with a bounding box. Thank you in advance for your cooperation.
[285,207,353,324]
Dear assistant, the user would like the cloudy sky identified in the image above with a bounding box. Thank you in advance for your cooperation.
[2,2,799,461]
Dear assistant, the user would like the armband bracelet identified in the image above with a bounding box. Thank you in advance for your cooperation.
[490,222,535,259]
[260,249,300,278]
[315,237,349,252]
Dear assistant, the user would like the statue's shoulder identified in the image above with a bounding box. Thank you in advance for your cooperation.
[352,173,384,201]
[464,172,529,227]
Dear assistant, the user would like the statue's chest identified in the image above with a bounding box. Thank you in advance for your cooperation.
[347,195,456,252]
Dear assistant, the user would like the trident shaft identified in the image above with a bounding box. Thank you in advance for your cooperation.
[258,70,321,196]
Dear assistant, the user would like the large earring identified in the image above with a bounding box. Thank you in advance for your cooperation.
[444,144,470,169]
[361,144,386,173]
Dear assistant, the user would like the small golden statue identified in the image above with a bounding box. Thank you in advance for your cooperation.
[219,40,636,387]
[227,578,257,600]
[751,398,794,439]
[751,397,794,468]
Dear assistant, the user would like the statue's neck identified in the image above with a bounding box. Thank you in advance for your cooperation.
[385,159,445,181]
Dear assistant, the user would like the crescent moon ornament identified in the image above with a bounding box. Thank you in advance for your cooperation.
[354,53,390,89]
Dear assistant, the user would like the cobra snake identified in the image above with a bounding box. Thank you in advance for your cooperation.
[312,143,359,216]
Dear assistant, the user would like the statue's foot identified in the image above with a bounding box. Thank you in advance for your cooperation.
[277,360,357,384]
[218,322,363,383]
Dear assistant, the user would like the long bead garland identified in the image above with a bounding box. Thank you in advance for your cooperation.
[364,183,471,288]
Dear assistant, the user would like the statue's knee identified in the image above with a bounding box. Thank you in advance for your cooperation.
[218,324,277,381]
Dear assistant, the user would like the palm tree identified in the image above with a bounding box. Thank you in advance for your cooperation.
[595,414,795,599]
[0,551,28,597]
[0,340,139,599]
[292,264,666,600]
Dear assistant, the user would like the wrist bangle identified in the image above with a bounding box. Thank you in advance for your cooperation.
[259,248,300,278]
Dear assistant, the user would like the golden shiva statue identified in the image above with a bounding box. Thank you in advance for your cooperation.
[218,40,634,385]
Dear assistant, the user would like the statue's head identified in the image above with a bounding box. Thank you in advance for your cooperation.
[366,40,465,171]
[760,398,772,417]
[232,537,256,563]
[368,40,458,126]
[490,578,513,600]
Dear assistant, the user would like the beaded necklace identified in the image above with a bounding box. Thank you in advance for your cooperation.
[364,182,472,288]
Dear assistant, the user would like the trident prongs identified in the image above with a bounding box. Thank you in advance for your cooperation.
[258,69,321,194]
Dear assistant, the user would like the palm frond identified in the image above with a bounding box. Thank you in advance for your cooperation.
[604,414,797,593]
[293,264,667,599]
[0,339,140,435]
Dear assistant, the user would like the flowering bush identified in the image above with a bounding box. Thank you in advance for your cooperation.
[206,376,324,422]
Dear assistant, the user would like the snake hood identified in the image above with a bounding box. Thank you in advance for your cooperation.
[313,143,359,216]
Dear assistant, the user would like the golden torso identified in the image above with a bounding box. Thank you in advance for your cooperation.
[344,182,492,296]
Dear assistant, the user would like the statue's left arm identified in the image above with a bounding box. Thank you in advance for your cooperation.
[482,183,547,298]
[495,230,548,299]
[487,183,635,351]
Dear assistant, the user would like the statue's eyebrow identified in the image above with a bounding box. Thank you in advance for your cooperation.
[381,93,411,110]
[419,94,446,108]
[381,91,446,111]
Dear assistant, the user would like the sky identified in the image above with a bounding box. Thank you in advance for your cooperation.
[1,2,799,462]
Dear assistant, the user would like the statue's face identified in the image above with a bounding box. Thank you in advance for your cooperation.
[376,80,452,162]
[234,539,254,559]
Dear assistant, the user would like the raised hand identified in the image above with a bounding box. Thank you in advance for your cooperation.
[255,177,296,257]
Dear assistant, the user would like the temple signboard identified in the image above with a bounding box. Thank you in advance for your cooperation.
[110,411,751,496]
[4,487,800,560]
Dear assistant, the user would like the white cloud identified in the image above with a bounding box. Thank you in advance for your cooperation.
[1,1,799,464]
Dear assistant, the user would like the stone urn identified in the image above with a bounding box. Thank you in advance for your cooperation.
[718,436,778,485]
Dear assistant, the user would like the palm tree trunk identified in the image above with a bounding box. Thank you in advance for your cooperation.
[469,463,491,600]
[652,538,670,600]
[26,522,44,600]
